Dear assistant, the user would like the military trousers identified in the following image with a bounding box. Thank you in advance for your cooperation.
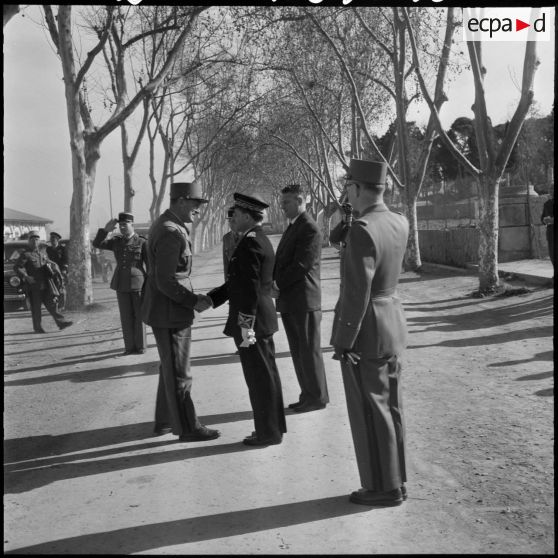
[27,286,66,331]
[152,326,202,436]
[341,353,406,492]
[116,291,146,352]
[236,335,287,440]
[281,310,329,406]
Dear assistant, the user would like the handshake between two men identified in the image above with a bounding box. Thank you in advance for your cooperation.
[193,292,256,348]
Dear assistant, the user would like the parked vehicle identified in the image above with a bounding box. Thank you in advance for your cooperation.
[3,238,70,312]
[4,240,30,311]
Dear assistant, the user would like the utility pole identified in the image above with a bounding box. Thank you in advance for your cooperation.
[108,176,114,218]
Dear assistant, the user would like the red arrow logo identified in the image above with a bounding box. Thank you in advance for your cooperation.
[516,19,530,31]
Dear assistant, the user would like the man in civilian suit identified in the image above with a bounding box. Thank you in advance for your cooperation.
[93,212,147,355]
[273,184,329,413]
[331,158,409,507]
[142,182,219,442]
[207,192,287,446]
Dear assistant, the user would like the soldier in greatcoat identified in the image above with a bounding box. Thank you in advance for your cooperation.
[141,182,219,442]
[207,192,287,446]
[93,212,148,355]
[331,158,409,507]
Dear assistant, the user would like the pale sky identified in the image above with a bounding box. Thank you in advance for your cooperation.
[4,6,555,237]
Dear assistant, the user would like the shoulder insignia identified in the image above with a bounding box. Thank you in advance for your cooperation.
[246,232,256,238]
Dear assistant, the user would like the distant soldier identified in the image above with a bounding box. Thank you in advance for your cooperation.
[93,212,148,355]
[47,231,68,310]
[222,206,241,279]
[13,230,73,333]
[541,184,554,268]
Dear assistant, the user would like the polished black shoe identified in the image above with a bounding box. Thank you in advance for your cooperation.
[33,328,46,334]
[242,434,282,446]
[120,349,134,356]
[401,485,407,501]
[132,348,146,354]
[288,401,303,409]
[58,321,73,330]
[153,424,172,436]
[293,402,326,413]
[179,426,220,442]
[349,488,403,507]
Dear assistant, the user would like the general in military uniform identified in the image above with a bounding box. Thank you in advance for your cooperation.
[46,231,68,310]
[273,183,329,413]
[13,230,73,333]
[142,182,220,442]
[92,212,147,355]
[331,158,409,507]
[208,192,287,446]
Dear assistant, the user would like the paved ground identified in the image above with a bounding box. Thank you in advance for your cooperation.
[3,237,554,554]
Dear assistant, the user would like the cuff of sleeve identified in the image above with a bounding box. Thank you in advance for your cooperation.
[332,320,359,350]
[238,312,255,329]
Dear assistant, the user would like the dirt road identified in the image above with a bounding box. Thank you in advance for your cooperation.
[4,238,554,554]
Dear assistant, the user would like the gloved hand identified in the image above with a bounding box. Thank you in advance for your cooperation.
[341,203,354,225]
[239,327,256,348]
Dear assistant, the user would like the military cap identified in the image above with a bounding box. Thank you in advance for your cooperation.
[118,212,134,223]
[50,231,62,239]
[170,181,209,203]
[346,158,387,185]
[29,230,41,238]
[233,192,269,216]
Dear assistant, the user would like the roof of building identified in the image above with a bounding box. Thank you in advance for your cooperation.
[4,208,53,224]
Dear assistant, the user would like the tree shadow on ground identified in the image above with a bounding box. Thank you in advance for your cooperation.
[6,495,362,554]
[3,361,159,387]
[408,325,552,349]
[4,351,156,376]
[4,411,255,465]
[4,440,259,495]
[534,387,553,397]
[514,370,553,381]
[487,350,553,368]
[407,293,553,333]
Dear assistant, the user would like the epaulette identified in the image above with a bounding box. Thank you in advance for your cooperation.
[138,235,147,240]
[245,231,256,238]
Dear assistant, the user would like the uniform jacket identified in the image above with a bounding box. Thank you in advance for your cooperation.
[331,203,409,358]
[14,247,61,292]
[92,229,147,292]
[274,211,322,313]
[208,225,278,339]
[141,209,199,329]
[222,230,241,277]
[46,244,68,271]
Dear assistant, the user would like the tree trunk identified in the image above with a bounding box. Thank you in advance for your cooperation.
[404,197,421,270]
[121,123,134,213]
[477,175,500,293]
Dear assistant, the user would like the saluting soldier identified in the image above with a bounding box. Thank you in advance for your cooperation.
[331,158,409,507]
[13,230,73,333]
[208,192,287,447]
[93,212,147,355]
